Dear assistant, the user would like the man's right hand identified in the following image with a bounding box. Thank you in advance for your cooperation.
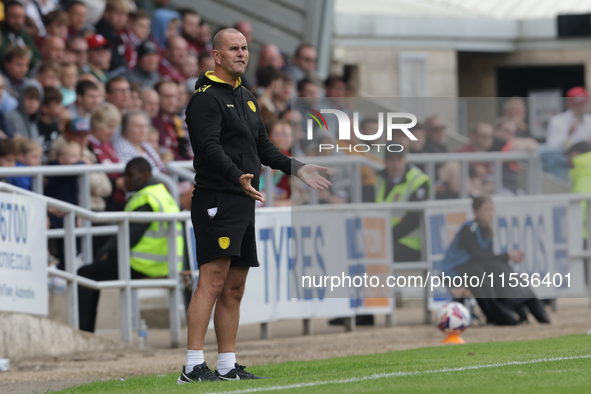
[508,250,524,263]
[239,174,265,203]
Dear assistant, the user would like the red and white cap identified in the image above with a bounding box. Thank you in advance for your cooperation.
[87,34,112,50]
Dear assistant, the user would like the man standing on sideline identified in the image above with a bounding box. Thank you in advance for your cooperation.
[179,28,330,383]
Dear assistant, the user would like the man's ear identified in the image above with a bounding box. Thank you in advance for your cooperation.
[212,50,221,65]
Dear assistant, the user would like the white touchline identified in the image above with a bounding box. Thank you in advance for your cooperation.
[204,354,591,394]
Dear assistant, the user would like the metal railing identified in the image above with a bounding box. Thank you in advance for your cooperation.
[165,151,542,205]
[0,164,178,264]
[0,182,186,347]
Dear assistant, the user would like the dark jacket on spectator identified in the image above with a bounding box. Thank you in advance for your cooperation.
[152,114,191,160]
[94,18,128,76]
[45,160,84,228]
[126,66,160,88]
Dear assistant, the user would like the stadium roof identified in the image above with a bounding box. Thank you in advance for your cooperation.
[336,0,591,19]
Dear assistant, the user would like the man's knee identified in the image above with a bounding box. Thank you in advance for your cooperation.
[223,280,246,302]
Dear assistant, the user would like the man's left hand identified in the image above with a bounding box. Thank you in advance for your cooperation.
[297,164,332,190]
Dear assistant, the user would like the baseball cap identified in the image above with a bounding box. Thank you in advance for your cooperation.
[87,34,112,50]
[71,117,91,133]
[566,86,589,103]
[137,41,159,59]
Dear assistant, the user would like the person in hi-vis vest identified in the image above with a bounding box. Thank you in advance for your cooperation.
[77,157,184,332]
[376,147,430,262]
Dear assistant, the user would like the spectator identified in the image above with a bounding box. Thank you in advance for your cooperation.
[37,87,63,157]
[234,21,253,44]
[457,122,495,173]
[7,137,42,190]
[2,46,32,99]
[105,75,131,112]
[152,80,190,160]
[79,72,105,101]
[150,8,180,50]
[67,1,92,39]
[297,77,319,99]
[503,97,529,138]
[423,115,460,199]
[317,75,351,137]
[141,87,160,119]
[256,66,282,124]
[23,0,58,38]
[127,41,161,88]
[6,80,43,142]
[60,63,79,107]
[274,72,292,114]
[29,36,65,77]
[287,43,317,86]
[36,61,61,88]
[128,83,143,112]
[181,52,198,79]
[408,123,427,154]
[95,0,130,76]
[68,36,89,70]
[158,36,187,83]
[546,87,591,150]
[0,76,16,139]
[147,126,173,164]
[424,115,449,153]
[179,8,201,55]
[263,120,291,205]
[123,10,152,69]
[43,10,69,41]
[135,0,175,19]
[89,102,126,211]
[82,34,112,84]
[47,116,94,163]
[258,43,283,70]
[69,80,101,121]
[113,111,166,171]
[0,139,17,183]
[282,108,306,156]
[0,1,41,67]
[194,21,212,54]
[197,52,214,76]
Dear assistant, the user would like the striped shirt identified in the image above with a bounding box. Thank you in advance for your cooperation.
[112,136,166,173]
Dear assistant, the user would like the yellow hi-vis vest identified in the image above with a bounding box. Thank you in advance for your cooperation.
[124,183,184,277]
[376,165,430,251]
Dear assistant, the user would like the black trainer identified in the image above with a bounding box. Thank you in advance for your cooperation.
[177,362,221,384]
[215,363,268,380]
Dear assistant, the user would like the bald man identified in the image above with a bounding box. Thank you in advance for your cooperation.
[159,36,188,83]
[258,43,284,69]
[179,28,330,383]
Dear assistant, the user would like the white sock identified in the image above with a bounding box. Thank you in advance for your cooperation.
[217,352,237,375]
[185,350,204,373]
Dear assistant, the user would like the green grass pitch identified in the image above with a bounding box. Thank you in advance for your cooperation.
[55,335,591,393]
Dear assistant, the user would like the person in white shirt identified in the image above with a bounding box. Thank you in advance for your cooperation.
[546,87,591,150]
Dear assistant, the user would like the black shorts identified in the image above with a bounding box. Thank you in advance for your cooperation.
[191,188,259,268]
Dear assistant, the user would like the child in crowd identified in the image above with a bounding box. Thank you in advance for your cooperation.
[60,63,79,107]
[44,10,69,42]
[37,61,62,88]
[124,10,153,68]
[0,139,17,183]
[148,127,174,164]
[7,138,43,191]
[38,87,64,160]
[6,81,44,141]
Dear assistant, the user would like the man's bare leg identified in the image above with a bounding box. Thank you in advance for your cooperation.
[187,256,231,350]
[214,266,249,353]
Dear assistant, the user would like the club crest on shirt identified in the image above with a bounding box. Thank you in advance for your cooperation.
[219,237,230,249]
[247,101,256,112]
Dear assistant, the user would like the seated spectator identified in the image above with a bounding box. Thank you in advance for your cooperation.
[128,83,143,112]
[60,63,79,107]
[181,52,198,79]
[23,0,58,38]
[2,46,32,99]
[150,8,180,50]
[297,77,320,99]
[503,97,530,138]
[274,72,293,115]
[37,87,63,158]
[36,61,61,88]
[457,122,494,174]
[256,66,282,124]
[0,1,41,68]
[82,34,112,85]
[316,75,351,137]
[152,80,191,160]
[67,1,92,39]
[68,36,89,70]
[408,123,427,154]
[258,43,284,70]
[141,87,160,119]
[287,43,317,88]
[77,157,183,333]
[43,10,69,42]
[48,116,93,163]
[69,80,101,121]
[546,87,591,150]
[95,0,130,77]
[158,36,188,83]
[423,115,460,199]
[30,36,66,76]
[196,21,212,54]
[0,75,16,139]
[105,75,131,113]
[126,41,161,88]
[123,10,152,69]
[234,21,253,44]
[89,102,126,211]
[6,80,43,142]
[197,52,215,76]
[281,108,306,156]
[179,7,201,55]
[147,126,174,164]
[113,111,166,171]
[263,120,291,205]
[0,139,17,183]
[7,137,42,190]
[423,115,448,153]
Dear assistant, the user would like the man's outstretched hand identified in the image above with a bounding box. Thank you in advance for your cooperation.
[297,164,332,190]
[239,174,266,203]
